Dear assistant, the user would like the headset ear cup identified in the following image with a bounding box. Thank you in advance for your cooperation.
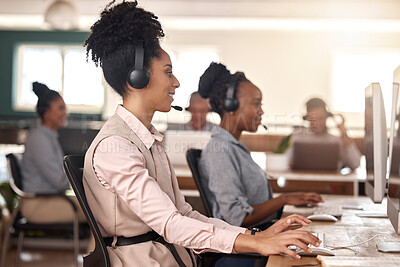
[223,98,239,112]
[128,69,150,89]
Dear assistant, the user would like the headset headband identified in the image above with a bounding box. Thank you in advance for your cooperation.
[135,40,144,70]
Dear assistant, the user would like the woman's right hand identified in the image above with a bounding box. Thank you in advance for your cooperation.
[259,214,311,237]
[234,229,321,259]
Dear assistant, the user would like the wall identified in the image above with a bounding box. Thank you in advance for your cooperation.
[162,28,400,133]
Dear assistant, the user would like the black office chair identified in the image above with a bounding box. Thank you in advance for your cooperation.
[1,153,81,267]
[186,149,266,267]
[186,149,212,216]
[63,155,110,267]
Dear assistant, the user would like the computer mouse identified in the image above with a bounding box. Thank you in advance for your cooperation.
[295,246,335,256]
[307,214,338,222]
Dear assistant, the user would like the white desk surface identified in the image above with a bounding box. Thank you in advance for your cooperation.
[175,166,366,181]
[267,168,366,182]
[174,165,365,195]
[266,195,400,267]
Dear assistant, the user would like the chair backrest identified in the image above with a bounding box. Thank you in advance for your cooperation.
[6,153,34,198]
[63,155,110,267]
[185,149,212,216]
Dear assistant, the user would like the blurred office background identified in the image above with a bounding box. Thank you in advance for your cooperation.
[1,0,400,265]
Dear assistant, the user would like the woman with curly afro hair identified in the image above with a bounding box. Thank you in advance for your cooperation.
[83,1,320,266]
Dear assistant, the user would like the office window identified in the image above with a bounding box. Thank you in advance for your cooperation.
[332,50,400,114]
[168,50,219,107]
[151,48,219,126]
[15,44,104,113]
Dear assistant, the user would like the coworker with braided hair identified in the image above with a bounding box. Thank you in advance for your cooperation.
[198,63,323,231]
[83,1,321,266]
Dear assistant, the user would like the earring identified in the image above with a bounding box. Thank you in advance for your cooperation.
[230,111,233,115]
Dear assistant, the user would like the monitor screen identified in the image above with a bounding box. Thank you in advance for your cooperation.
[387,77,400,234]
[364,83,387,203]
[58,128,99,156]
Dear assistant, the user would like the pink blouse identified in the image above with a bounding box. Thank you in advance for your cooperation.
[93,105,245,254]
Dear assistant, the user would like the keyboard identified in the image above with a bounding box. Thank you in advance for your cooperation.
[313,205,342,217]
[289,232,335,256]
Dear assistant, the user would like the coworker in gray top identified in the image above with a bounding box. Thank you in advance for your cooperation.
[22,125,69,193]
[20,82,86,225]
[21,82,69,193]
[198,63,323,229]
[200,126,276,227]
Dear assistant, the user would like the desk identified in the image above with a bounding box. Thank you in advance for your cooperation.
[266,195,400,267]
[175,165,366,196]
[267,169,366,196]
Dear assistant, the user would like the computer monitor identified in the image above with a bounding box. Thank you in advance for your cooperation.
[364,83,387,203]
[58,128,99,156]
[163,130,211,167]
[387,76,400,234]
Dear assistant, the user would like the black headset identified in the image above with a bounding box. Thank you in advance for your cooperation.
[127,40,150,89]
[223,73,241,112]
[302,99,333,120]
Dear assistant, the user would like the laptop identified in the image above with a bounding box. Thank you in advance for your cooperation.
[163,130,211,167]
[292,141,340,171]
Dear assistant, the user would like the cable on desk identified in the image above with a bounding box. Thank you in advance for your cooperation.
[327,233,386,250]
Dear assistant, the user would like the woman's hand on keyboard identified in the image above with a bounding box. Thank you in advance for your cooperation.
[259,214,312,237]
[281,192,323,206]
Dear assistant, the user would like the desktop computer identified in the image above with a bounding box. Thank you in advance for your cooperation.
[58,128,99,156]
[364,83,387,203]
[163,130,211,167]
[387,70,400,235]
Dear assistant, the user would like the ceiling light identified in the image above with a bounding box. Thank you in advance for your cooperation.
[44,0,79,30]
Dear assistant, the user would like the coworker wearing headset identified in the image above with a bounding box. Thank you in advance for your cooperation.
[83,1,320,266]
[197,62,322,238]
[291,97,361,170]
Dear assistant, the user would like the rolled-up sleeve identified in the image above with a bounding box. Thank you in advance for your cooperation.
[93,136,242,254]
[199,147,253,226]
[341,142,361,169]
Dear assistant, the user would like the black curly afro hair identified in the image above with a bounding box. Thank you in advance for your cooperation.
[198,62,249,117]
[84,0,164,96]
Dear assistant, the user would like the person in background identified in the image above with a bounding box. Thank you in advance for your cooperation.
[198,63,322,267]
[184,91,216,131]
[291,97,361,170]
[167,91,216,131]
[82,1,320,266]
[20,82,86,224]
[198,63,322,228]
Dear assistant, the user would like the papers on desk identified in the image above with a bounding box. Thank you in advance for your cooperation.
[317,256,400,267]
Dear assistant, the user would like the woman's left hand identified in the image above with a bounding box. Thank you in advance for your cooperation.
[258,214,311,237]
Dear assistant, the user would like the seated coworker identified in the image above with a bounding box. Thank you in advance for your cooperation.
[82,1,320,266]
[289,97,361,170]
[167,91,216,131]
[21,82,86,224]
[198,63,323,229]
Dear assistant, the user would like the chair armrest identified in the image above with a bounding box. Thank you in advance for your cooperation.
[34,193,78,212]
